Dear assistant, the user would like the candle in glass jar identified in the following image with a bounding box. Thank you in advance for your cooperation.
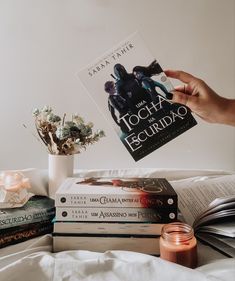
[160,222,197,268]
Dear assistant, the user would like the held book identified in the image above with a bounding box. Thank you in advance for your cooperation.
[0,195,55,229]
[77,32,197,161]
[55,177,177,209]
[171,174,235,257]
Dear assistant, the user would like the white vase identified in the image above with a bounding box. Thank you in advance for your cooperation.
[48,154,74,199]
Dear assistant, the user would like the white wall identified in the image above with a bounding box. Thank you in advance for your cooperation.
[0,0,234,171]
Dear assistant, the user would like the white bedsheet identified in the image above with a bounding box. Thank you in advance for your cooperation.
[0,168,234,281]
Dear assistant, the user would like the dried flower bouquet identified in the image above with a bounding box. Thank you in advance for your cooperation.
[32,106,105,155]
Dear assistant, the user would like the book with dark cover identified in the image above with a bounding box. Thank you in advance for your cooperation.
[0,219,53,235]
[78,32,197,161]
[0,222,53,249]
[0,195,55,229]
[55,177,177,209]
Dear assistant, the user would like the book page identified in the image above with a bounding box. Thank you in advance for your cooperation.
[196,232,235,258]
[170,175,235,226]
[198,221,235,237]
[193,199,235,227]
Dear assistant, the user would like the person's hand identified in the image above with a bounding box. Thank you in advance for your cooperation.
[165,70,235,126]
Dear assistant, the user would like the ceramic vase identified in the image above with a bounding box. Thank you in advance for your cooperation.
[48,154,74,199]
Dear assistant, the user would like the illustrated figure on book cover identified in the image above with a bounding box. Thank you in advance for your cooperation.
[78,33,197,161]
[104,60,177,136]
[77,177,163,193]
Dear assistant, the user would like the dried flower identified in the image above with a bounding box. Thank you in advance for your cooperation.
[31,106,105,155]
[42,105,52,113]
[47,113,61,123]
[32,108,40,117]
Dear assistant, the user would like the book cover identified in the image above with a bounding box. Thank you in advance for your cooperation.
[55,206,177,223]
[78,32,197,161]
[55,177,177,208]
[53,221,164,236]
[0,195,55,229]
[53,234,160,255]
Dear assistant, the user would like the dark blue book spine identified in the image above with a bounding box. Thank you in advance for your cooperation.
[0,223,53,249]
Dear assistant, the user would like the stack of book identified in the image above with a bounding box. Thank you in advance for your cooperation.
[53,177,178,255]
[0,195,55,249]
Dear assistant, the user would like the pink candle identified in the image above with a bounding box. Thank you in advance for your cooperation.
[160,222,197,268]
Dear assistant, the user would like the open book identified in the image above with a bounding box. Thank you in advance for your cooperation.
[171,174,235,257]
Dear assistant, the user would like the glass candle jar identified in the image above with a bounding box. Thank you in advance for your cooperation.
[160,222,197,268]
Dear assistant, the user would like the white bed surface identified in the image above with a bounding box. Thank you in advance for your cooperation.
[0,234,234,281]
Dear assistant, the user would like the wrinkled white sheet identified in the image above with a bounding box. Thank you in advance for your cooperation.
[0,168,234,281]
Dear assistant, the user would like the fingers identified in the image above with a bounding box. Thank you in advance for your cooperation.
[165,70,195,83]
[174,85,185,92]
[171,90,189,106]
[174,84,193,95]
[171,90,198,111]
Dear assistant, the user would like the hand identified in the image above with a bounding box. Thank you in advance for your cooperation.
[165,70,235,126]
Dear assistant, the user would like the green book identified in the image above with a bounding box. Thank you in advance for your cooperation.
[0,195,55,230]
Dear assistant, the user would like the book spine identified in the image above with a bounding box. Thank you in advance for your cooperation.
[0,208,55,230]
[55,194,177,208]
[0,220,53,235]
[53,233,159,238]
[0,223,53,249]
[53,222,164,235]
[53,235,160,255]
[56,207,177,223]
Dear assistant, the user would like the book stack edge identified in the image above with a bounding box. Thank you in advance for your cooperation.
[53,177,178,255]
